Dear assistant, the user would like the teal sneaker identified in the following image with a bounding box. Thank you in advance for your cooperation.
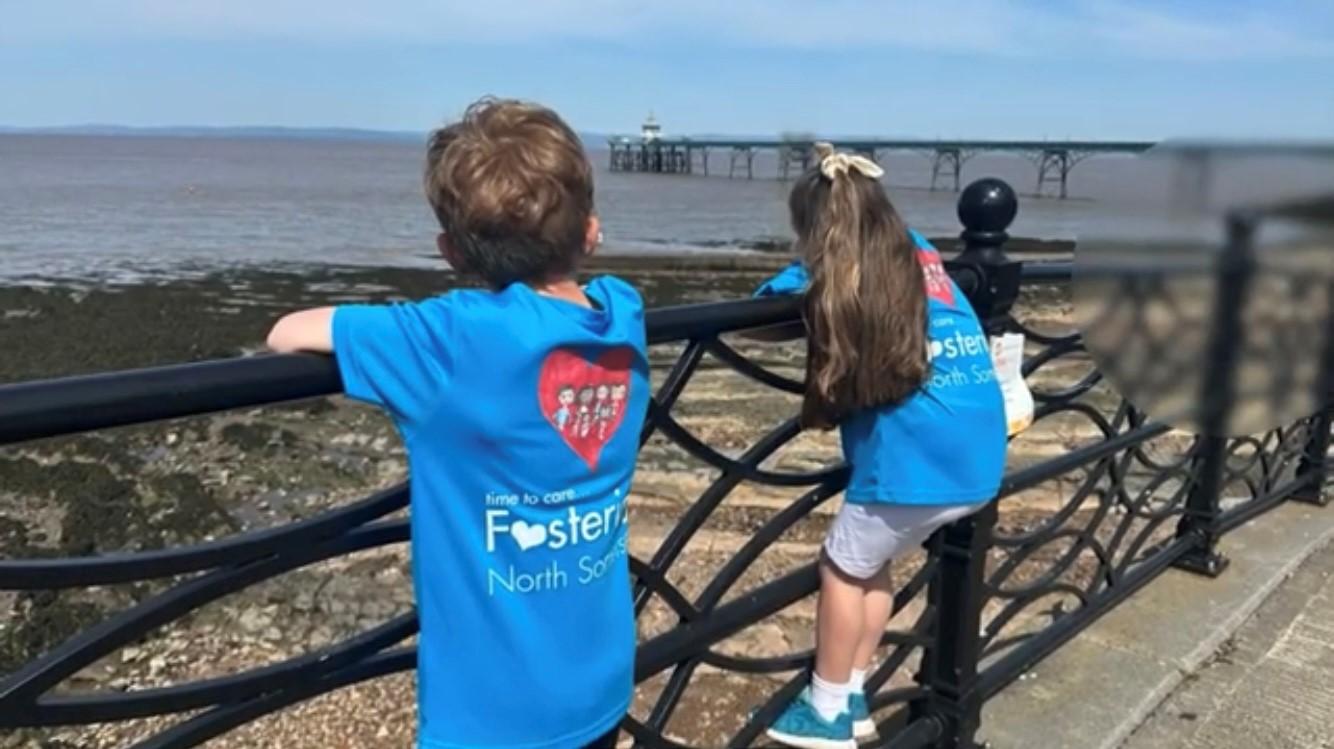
[849,692,876,741]
[765,688,856,749]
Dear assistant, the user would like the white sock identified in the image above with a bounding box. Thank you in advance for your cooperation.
[809,673,851,722]
[850,668,867,693]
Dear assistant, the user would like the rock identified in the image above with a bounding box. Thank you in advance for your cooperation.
[238,608,271,633]
[727,622,790,656]
[310,626,335,647]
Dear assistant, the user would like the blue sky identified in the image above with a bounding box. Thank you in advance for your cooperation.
[1,0,1331,139]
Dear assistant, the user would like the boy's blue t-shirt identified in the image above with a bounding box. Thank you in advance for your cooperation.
[333,277,649,749]
[757,230,1006,505]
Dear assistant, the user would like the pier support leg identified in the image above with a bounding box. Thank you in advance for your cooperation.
[931,149,965,192]
[729,148,754,179]
[1036,149,1075,199]
[1172,149,1214,214]
[779,143,811,181]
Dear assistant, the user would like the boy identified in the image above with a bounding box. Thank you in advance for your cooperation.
[267,98,648,749]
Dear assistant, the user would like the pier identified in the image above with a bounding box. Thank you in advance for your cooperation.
[607,135,1156,198]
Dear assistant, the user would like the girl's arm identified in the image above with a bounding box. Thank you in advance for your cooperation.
[743,261,808,342]
[266,307,335,353]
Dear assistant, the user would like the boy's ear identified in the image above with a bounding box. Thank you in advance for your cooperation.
[584,215,601,257]
[437,233,467,272]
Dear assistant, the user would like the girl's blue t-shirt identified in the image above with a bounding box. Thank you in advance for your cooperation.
[333,277,649,749]
[756,231,1006,505]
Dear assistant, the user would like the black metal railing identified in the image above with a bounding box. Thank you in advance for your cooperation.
[2,179,1329,749]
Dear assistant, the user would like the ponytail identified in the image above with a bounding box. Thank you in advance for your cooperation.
[791,146,928,429]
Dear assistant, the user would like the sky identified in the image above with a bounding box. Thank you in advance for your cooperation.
[1,0,1332,140]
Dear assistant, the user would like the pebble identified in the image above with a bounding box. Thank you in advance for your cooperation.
[238,608,272,633]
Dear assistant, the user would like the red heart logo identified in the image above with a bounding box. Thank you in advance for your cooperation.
[918,248,957,307]
[538,348,634,470]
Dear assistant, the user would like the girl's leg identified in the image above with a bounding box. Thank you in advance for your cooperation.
[814,552,866,685]
[852,562,893,677]
[769,504,988,748]
[850,504,985,680]
[804,504,890,727]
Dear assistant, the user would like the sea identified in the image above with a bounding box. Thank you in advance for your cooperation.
[1,133,1330,283]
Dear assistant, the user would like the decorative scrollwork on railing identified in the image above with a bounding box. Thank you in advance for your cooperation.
[628,322,942,747]
[0,294,944,749]
[975,240,1330,698]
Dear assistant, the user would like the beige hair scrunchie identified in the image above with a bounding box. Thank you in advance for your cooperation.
[813,141,884,181]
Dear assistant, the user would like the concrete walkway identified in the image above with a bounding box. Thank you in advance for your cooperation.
[980,500,1334,749]
[1121,538,1334,749]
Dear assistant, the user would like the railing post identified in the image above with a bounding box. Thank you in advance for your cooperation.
[1173,211,1258,577]
[1293,278,1334,506]
[912,178,1020,749]
[951,178,1022,326]
[1294,403,1332,506]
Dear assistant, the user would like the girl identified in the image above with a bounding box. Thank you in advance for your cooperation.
[758,144,1006,749]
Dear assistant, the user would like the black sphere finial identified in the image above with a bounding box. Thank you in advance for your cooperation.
[958,177,1017,233]
[957,178,1017,264]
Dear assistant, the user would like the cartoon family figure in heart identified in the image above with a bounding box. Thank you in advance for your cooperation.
[553,382,627,440]
[539,347,634,470]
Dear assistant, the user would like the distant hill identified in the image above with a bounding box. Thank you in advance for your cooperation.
[0,124,918,146]
[0,124,628,148]
[0,124,427,142]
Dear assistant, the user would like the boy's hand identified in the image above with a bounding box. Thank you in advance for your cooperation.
[266,307,335,354]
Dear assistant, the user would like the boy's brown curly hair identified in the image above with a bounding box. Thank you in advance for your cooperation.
[425,97,594,288]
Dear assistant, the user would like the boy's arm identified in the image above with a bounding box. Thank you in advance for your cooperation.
[266,307,335,353]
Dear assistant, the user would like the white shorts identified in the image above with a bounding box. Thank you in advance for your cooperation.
[823,501,986,579]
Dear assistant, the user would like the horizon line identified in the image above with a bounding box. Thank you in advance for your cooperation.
[0,123,1177,144]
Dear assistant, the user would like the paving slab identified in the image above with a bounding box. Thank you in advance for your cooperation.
[1121,540,1334,749]
[979,501,1334,749]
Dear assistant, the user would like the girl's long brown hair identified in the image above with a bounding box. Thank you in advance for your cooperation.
[791,146,929,429]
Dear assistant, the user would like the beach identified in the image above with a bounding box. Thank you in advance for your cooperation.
[0,250,1104,748]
